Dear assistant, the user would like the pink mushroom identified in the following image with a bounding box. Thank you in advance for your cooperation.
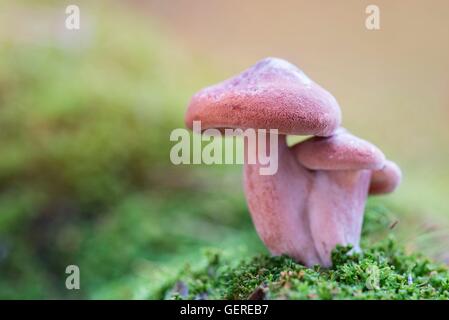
[291,129,401,266]
[185,57,401,267]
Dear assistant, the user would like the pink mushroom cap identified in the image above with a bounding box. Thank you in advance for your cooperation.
[292,128,402,196]
[369,160,402,195]
[185,57,342,137]
[292,128,386,171]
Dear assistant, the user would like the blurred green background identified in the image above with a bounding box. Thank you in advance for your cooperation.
[0,0,448,298]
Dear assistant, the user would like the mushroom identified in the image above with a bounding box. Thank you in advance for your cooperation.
[291,128,401,266]
[185,57,401,267]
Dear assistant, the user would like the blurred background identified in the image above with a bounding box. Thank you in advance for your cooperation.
[0,0,449,298]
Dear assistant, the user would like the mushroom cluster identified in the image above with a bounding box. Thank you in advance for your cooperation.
[185,58,401,267]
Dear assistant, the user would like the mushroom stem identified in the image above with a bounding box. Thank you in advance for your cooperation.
[243,132,322,266]
[308,170,372,266]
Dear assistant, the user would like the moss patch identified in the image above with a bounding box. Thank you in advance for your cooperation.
[163,238,449,300]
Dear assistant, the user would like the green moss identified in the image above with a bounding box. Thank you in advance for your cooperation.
[163,237,449,300]
[0,1,215,299]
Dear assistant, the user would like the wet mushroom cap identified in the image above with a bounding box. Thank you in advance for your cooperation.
[369,160,402,195]
[292,128,386,171]
[185,57,341,137]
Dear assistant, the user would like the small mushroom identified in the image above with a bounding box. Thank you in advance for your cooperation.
[369,160,402,195]
[291,129,401,266]
[185,57,401,268]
